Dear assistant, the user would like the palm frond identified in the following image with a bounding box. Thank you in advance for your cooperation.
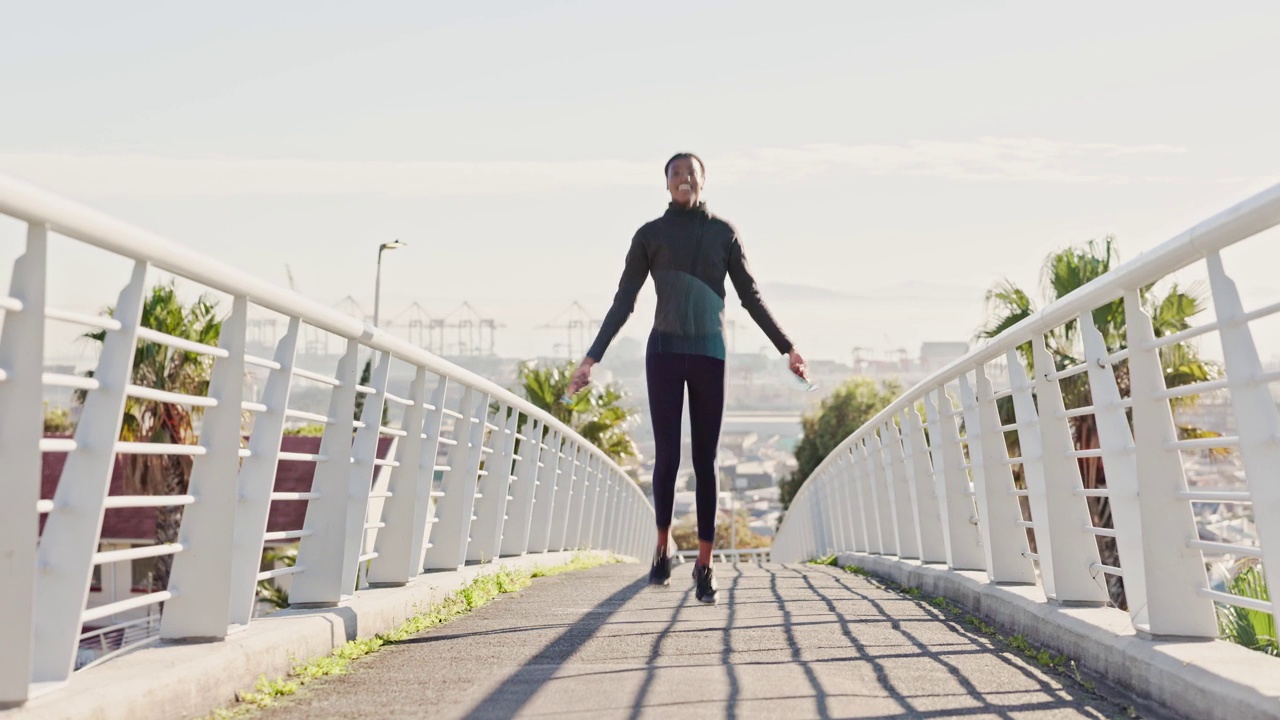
[977,280,1034,341]
[513,359,640,467]
[1216,560,1278,656]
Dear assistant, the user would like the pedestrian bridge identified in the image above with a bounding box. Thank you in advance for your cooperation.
[1,172,1279,719]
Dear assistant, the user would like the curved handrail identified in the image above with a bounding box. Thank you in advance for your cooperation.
[792,181,1280,489]
[0,170,656,705]
[0,172,639,484]
[774,180,1280,644]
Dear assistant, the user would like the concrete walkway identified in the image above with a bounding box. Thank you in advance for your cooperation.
[259,563,1157,719]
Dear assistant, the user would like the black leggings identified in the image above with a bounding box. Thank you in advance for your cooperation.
[647,350,725,543]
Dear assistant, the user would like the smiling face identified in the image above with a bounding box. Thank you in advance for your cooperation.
[666,156,704,208]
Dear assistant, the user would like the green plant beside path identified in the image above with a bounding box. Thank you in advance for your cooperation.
[1216,560,1278,657]
[208,554,619,719]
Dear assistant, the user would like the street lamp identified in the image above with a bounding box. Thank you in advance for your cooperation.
[374,240,407,328]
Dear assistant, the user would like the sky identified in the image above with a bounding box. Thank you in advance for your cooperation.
[3,1,1280,366]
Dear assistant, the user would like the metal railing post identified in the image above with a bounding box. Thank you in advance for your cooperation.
[1023,339,1109,605]
[810,474,829,555]
[414,377,450,571]
[853,441,883,554]
[577,455,600,549]
[961,371,1034,583]
[526,429,560,553]
[161,296,248,639]
[0,223,46,704]
[595,467,616,551]
[1206,258,1280,619]
[809,484,827,556]
[367,367,430,585]
[902,406,947,563]
[500,417,542,557]
[551,443,581,551]
[226,317,299,627]
[866,433,897,555]
[1124,285,1216,637]
[928,389,985,570]
[882,421,920,559]
[33,262,146,685]
[1081,315,1152,627]
[829,457,851,553]
[614,472,631,553]
[619,489,635,558]
[824,473,843,554]
[348,351,391,590]
[422,389,490,570]
[831,457,852,552]
[846,449,871,553]
[806,488,820,559]
[469,405,518,563]
[290,340,360,605]
[633,490,648,559]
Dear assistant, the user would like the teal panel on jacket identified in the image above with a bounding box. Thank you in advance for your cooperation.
[648,270,727,359]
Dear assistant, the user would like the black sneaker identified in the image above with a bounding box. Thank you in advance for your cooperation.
[649,548,671,587]
[693,563,718,605]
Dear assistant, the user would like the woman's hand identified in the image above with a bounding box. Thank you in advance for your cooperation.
[788,349,810,382]
[565,357,596,398]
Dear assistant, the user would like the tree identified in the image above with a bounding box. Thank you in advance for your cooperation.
[513,360,640,466]
[353,358,389,426]
[82,283,222,592]
[978,236,1218,607]
[780,377,901,510]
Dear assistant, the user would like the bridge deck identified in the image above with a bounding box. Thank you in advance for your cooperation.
[259,563,1148,719]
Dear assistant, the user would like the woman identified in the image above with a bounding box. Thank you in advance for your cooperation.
[566,152,808,605]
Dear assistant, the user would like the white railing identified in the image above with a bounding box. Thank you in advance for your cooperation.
[0,172,656,705]
[75,615,162,672]
[775,182,1280,641]
[673,548,771,564]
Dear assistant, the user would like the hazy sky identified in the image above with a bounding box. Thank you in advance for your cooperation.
[3,1,1280,364]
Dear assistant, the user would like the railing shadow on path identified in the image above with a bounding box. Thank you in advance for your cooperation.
[457,575,651,720]
[624,573,703,720]
[370,563,1136,719]
[800,564,1123,719]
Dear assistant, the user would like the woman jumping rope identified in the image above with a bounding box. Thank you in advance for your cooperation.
[566,152,809,604]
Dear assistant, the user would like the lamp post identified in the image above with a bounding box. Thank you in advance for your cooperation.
[374,240,407,327]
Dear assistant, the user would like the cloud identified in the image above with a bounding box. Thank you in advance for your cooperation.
[0,138,1193,197]
[714,138,1188,184]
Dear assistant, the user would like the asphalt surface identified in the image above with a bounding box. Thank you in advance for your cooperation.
[258,562,1152,719]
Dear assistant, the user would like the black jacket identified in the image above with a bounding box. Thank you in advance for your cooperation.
[586,202,792,361]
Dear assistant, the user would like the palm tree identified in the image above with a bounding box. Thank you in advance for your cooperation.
[82,283,222,592]
[978,236,1218,607]
[513,360,640,466]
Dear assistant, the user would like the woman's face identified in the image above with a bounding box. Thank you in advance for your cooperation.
[666,157,704,207]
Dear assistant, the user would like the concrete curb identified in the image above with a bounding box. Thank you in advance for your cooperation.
[835,552,1280,720]
[5,551,620,720]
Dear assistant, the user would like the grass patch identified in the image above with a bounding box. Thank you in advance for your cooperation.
[206,553,614,719]
[531,552,621,578]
